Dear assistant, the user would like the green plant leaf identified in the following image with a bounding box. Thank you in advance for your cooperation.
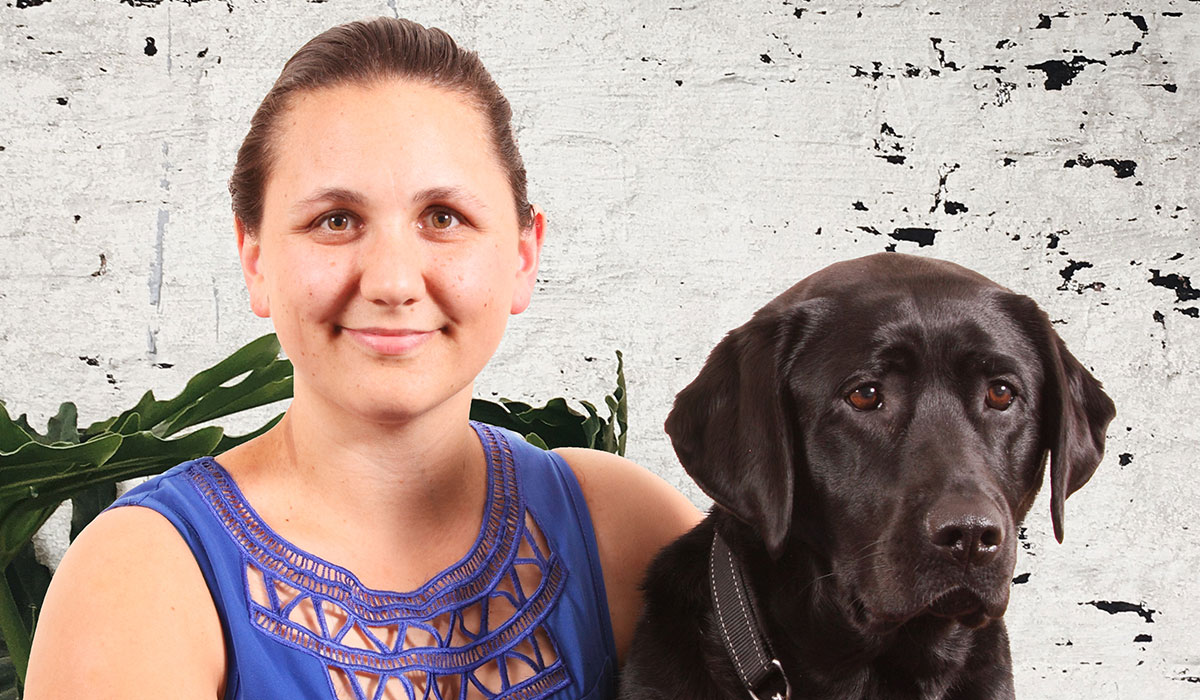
[466,351,627,455]
[521,432,549,450]
[6,544,49,635]
[80,334,284,438]
[44,404,78,446]
[157,360,292,437]
[70,482,118,541]
[214,413,284,454]
[0,576,28,690]
[0,407,33,455]
[0,435,124,500]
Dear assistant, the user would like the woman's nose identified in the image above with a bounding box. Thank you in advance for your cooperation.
[358,226,425,307]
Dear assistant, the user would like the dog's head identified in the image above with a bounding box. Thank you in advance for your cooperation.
[667,253,1115,632]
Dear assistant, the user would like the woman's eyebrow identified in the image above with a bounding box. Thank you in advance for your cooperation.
[291,187,367,212]
[413,186,489,211]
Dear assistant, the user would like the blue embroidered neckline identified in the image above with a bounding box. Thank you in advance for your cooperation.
[186,422,570,700]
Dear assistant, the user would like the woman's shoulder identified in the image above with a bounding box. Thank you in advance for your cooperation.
[23,502,225,698]
[551,447,701,533]
[552,447,702,661]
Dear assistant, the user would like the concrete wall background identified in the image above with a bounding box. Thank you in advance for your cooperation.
[1,0,1197,695]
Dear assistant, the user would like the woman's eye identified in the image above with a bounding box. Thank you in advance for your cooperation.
[318,212,355,233]
[424,209,460,230]
[846,384,883,411]
[985,382,1016,410]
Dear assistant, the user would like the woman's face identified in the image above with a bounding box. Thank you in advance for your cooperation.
[238,79,542,424]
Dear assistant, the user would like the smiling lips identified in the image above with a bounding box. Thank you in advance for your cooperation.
[342,326,438,355]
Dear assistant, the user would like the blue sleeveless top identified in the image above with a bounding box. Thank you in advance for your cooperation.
[110,422,617,700]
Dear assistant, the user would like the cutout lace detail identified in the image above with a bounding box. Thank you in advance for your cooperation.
[186,423,570,700]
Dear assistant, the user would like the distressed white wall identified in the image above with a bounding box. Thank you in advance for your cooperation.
[1,0,1198,695]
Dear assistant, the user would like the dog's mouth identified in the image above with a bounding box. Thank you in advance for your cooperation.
[852,586,1006,633]
[925,587,1000,629]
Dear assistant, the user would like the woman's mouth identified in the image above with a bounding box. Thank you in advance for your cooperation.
[341,327,437,355]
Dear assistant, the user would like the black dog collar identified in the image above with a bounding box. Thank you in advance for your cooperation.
[709,532,792,700]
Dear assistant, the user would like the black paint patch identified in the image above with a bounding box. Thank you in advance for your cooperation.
[197,47,208,58]
[1153,310,1165,324]
[1047,231,1061,249]
[1170,252,1184,261]
[996,39,1015,49]
[794,8,804,18]
[944,201,968,215]
[1178,307,1199,318]
[930,37,959,71]
[106,373,118,386]
[144,37,157,56]
[55,97,67,105]
[91,253,108,277]
[929,163,960,215]
[1083,600,1156,623]
[121,0,165,6]
[1064,154,1137,178]
[1027,56,1106,90]
[874,123,907,164]
[1134,633,1152,642]
[1003,157,1016,166]
[852,201,868,211]
[1163,12,1182,17]
[980,65,1005,73]
[1149,269,1200,302]
[1121,12,1149,32]
[890,228,937,247]
[78,356,100,367]
[760,53,773,64]
[1012,573,1030,584]
[1111,41,1142,57]
[1119,453,1133,466]
[15,0,52,7]
[1156,83,1178,92]
[851,62,884,81]
[153,362,174,369]
[1058,260,1094,289]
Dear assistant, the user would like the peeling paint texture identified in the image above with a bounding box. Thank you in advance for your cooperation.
[1,1,1198,694]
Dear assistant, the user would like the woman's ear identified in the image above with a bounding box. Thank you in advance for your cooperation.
[510,204,545,315]
[236,217,271,318]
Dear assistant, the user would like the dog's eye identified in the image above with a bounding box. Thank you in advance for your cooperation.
[985,382,1016,410]
[846,384,883,411]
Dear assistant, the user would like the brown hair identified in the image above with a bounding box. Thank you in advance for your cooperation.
[229,17,532,232]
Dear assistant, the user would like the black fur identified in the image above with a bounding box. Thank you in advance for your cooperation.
[620,254,1115,700]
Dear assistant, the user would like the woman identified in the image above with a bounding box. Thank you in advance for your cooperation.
[24,17,699,700]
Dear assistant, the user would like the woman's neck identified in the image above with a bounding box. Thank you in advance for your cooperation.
[218,379,490,590]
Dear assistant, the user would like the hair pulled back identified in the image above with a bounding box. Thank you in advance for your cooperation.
[229,17,531,232]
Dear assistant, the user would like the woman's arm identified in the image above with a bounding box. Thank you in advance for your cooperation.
[23,506,225,700]
[553,448,703,663]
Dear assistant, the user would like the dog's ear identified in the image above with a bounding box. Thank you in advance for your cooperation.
[665,301,814,558]
[1003,294,1116,543]
[1043,329,1116,542]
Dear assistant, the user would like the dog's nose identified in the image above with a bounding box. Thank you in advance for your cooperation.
[927,499,1004,566]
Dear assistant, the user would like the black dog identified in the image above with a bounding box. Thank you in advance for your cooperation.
[620,254,1115,700]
